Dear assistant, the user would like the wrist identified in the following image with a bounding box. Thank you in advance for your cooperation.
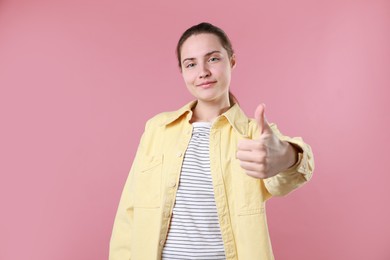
[283,141,299,171]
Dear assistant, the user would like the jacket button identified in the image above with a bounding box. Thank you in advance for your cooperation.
[165,211,171,218]
[159,240,165,246]
[169,181,176,188]
[176,152,182,157]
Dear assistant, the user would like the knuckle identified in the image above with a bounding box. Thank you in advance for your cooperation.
[257,151,266,160]
[254,142,263,150]
[258,156,266,165]
[258,164,265,172]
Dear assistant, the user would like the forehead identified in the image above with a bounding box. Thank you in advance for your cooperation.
[180,33,226,59]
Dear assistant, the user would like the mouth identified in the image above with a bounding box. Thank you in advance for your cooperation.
[196,81,217,88]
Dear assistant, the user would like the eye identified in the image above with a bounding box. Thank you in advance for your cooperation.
[209,57,220,62]
[185,63,196,68]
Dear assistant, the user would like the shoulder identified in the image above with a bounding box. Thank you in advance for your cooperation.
[145,112,169,126]
[144,100,196,130]
[144,110,178,129]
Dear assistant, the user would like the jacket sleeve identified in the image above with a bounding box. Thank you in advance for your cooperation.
[250,120,315,198]
[109,120,151,260]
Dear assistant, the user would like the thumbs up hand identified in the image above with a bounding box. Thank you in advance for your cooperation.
[236,104,298,179]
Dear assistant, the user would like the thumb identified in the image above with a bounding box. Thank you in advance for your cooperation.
[255,103,271,135]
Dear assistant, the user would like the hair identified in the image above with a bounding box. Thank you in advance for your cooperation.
[176,22,239,105]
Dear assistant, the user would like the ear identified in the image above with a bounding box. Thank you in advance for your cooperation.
[230,54,236,69]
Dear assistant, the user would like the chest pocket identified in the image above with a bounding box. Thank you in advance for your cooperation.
[134,154,163,208]
[231,161,265,216]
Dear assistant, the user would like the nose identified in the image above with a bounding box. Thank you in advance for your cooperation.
[199,63,211,79]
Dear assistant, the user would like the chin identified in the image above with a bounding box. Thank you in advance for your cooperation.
[197,95,224,103]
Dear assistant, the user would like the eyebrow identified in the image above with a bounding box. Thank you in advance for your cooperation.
[182,50,222,64]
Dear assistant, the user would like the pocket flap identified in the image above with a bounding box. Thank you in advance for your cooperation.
[140,154,163,173]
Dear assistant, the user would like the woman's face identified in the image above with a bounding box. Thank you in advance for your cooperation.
[180,33,235,105]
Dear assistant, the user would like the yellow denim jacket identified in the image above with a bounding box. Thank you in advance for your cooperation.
[110,100,314,260]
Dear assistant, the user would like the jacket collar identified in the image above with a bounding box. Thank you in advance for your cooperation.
[162,100,250,137]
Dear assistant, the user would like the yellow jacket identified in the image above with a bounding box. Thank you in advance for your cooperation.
[110,100,314,260]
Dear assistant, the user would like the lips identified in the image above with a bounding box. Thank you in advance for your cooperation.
[196,81,217,88]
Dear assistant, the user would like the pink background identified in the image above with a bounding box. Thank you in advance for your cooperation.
[1,0,389,259]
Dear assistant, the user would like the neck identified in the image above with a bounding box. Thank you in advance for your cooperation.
[190,98,231,123]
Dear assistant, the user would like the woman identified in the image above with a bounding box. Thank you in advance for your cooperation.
[110,22,314,260]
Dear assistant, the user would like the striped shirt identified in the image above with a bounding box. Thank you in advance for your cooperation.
[162,122,226,260]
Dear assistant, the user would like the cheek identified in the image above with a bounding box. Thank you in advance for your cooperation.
[182,71,196,86]
[215,67,231,83]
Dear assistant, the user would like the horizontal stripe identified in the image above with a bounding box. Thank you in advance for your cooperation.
[162,123,226,260]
